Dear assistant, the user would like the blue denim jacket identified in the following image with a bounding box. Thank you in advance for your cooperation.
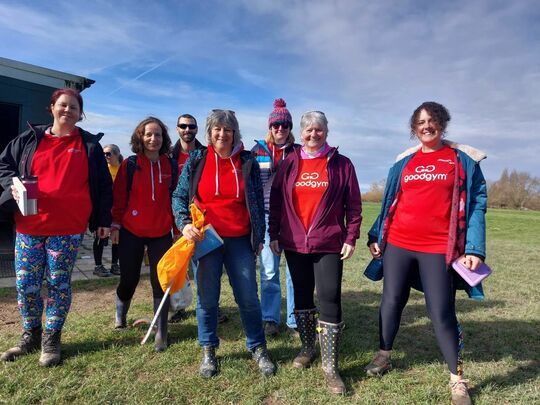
[172,148,265,252]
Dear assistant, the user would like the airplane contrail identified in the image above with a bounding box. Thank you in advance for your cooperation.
[108,57,172,96]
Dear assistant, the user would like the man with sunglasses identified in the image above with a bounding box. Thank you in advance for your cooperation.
[172,114,205,173]
[251,98,299,337]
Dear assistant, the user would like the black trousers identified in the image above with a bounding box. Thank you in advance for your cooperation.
[380,243,459,374]
[116,228,172,300]
[284,250,343,324]
[93,236,119,265]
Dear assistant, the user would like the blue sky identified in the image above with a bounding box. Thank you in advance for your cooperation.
[1,0,539,189]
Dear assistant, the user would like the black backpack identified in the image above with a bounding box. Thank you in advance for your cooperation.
[125,155,178,197]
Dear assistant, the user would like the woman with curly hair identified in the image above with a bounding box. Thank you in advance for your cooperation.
[111,117,178,352]
[365,102,487,405]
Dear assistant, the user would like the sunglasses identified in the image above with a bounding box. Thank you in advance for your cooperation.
[271,122,290,129]
[177,124,197,130]
[104,152,112,157]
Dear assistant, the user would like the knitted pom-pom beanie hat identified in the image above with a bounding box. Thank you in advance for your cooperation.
[268,98,293,129]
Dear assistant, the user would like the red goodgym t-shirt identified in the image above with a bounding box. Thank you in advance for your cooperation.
[387,145,456,253]
[292,157,329,231]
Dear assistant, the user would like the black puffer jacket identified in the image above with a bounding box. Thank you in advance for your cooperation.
[0,123,113,231]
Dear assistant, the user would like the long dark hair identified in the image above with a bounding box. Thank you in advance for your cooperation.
[130,117,171,155]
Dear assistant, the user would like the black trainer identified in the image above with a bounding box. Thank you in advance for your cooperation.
[93,265,111,277]
[110,263,121,275]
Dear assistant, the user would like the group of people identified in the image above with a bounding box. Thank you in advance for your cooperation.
[0,88,487,405]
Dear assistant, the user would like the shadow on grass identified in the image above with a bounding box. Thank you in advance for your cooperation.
[319,290,539,387]
[61,321,199,362]
[473,360,540,392]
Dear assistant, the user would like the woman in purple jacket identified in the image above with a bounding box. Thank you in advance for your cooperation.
[269,110,362,395]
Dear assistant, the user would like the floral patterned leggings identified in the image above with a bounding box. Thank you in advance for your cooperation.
[15,233,82,331]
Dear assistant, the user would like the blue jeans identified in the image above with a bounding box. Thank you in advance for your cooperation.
[194,235,266,350]
[259,214,296,328]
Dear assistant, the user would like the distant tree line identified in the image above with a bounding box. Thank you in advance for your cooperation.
[362,179,386,203]
[362,169,540,211]
[487,169,540,210]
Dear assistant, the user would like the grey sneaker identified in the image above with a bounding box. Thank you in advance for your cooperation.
[264,321,280,337]
[450,379,472,405]
[365,352,392,376]
[93,265,111,277]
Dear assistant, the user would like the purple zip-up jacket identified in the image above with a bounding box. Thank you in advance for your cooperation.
[268,147,362,254]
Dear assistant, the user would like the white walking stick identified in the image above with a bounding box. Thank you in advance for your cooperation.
[141,283,172,345]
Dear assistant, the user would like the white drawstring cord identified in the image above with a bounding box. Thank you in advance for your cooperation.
[150,161,155,201]
[229,157,240,198]
[214,152,219,195]
[213,149,240,198]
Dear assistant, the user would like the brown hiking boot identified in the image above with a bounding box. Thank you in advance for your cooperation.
[450,379,472,405]
[365,352,392,377]
[1,327,42,362]
[38,329,62,367]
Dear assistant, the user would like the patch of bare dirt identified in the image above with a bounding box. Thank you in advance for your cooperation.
[0,279,154,334]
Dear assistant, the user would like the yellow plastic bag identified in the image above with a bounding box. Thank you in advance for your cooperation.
[157,203,205,294]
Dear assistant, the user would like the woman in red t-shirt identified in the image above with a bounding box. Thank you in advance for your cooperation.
[0,88,112,367]
[110,117,177,352]
[366,102,488,405]
[269,111,362,395]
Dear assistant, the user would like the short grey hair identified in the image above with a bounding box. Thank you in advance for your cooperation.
[300,111,328,134]
[103,143,123,163]
[205,109,242,146]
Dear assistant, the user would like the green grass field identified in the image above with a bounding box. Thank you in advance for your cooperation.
[0,203,538,404]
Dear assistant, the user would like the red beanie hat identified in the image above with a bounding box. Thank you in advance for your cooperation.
[268,98,293,129]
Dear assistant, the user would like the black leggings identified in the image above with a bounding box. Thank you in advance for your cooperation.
[380,243,459,374]
[284,250,343,324]
[93,236,119,265]
[116,228,172,300]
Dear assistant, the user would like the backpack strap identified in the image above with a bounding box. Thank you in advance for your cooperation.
[126,155,139,194]
[126,155,178,197]
[168,156,178,197]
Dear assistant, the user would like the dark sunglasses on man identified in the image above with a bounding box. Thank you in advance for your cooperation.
[177,124,197,130]
[104,152,112,157]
